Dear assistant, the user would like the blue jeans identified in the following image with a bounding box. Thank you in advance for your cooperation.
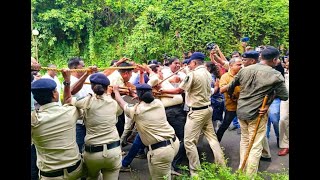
[122,133,145,167]
[76,124,86,153]
[232,116,240,129]
[267,98,280,139]
[31,144,39,180]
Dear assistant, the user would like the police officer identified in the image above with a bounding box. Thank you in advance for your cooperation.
[147,64,187,174]
[31,70,86,180]
[160,52,226,177]
[71,73,123,180]
[113,83,179,180]
[227,46,288,177]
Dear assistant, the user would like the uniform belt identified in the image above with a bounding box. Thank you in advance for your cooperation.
[150,136,176,150]
[84,140,120,153]
[190,105,211,111]
[40,159,81,177]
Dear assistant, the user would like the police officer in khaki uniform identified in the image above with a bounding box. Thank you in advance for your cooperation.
[160,52,226,177]
[71,73,123,180]
[113,83,179,180]
[31,70,86,180]
[147,64,187,174]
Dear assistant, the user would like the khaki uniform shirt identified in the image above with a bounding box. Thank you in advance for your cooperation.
[124,99,175,146]
[148,73,183,107]
[71,94,123,145]
[70,75,93,124]
[228,63,289,120]
[219,71,240,111]
[108,70,125,86]
[179,65,211,107]
[31,102,81,172]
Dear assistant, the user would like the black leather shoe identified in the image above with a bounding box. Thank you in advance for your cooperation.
[260,157,272,162]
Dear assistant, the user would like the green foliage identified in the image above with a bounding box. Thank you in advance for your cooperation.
[173,154,289,180]
[32,0,289,67]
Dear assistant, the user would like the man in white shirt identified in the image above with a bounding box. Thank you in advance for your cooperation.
[67,57,95,153]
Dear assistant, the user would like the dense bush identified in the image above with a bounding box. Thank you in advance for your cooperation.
[31,0,288,67]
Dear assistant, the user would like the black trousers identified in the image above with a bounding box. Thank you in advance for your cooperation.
[116,112,125,137]
[165,104,188,171]
[216,110,237,142]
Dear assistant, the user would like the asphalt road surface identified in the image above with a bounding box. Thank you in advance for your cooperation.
[119,127,289,180]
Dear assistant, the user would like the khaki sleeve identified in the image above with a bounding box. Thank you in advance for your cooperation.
[116,102,124,116]
[179,72,193,92]
[31,110,39,127]
[124,103,136,120]
[71,95,91,109]
[147,74,159,87]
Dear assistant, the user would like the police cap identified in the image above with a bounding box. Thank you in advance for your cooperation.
[135,83,152,91]
[242,50,260,60]
[31,78,57,92]
[89,73,110,86]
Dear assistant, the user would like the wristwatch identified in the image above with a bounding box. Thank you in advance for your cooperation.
[63,81,71,86]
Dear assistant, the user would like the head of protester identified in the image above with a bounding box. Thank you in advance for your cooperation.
[68,57,86,78]
[118,62,134,83]
[89,73,110,95]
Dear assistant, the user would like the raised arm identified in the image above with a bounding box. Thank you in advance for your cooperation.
[61,69,72,104]
[71,66,97,95]
[112,85,127,110]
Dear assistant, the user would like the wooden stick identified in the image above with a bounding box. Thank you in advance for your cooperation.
[154,67,186,87]
[240,95,269,171]
[40,66,137,72]
[154,94,174,98]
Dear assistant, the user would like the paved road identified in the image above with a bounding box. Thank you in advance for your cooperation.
[119,127,289,180]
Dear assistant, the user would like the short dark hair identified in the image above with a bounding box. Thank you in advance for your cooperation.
[110,60,118,66]
[261,46,280,61]
[149,64,160,73]
[118,62,134,73]
[32,91,54,105]
[168,57,179,65]
[68,57,83,69]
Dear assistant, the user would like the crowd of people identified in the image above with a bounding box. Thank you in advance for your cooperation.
[31,41,289,179]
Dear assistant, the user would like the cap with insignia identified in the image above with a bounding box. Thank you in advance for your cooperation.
[135,83,152,91]
[31,78,57,92]
[187,52,205,64]
[242,50,259,60]
[89,73,110,86]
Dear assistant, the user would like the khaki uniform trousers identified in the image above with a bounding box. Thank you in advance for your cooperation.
[39,159,86,180]
[184,108,226,176]
[238,113,268,177]
[279,99,289,148]
[147,137,179,180]
[83,145,122,180]
[261,136,271,158]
